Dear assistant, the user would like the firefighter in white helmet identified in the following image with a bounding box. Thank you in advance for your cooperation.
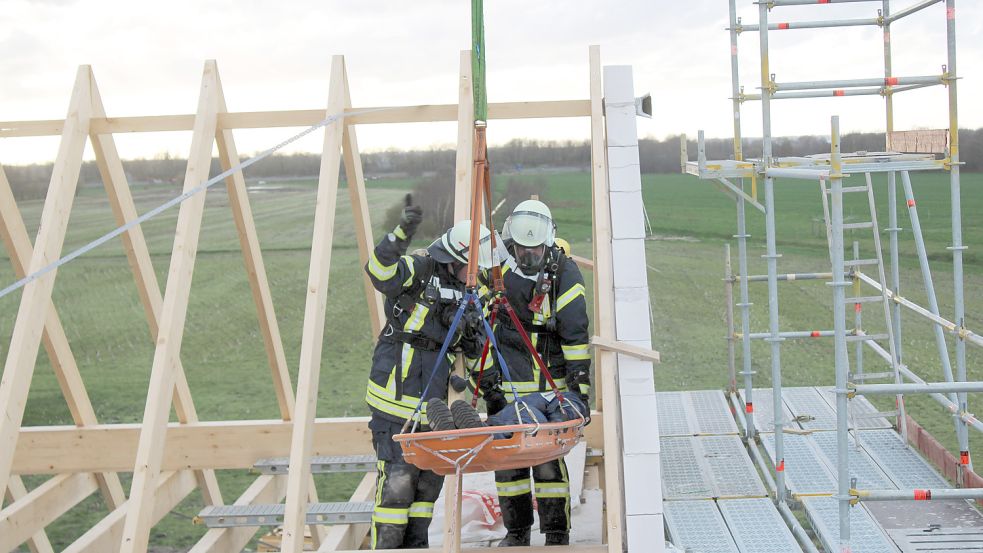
[477,199,592,547]
[364,197,492,549]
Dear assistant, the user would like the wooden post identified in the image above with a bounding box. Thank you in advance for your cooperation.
[119,60,222,553]
[341,62,386,337]
[279,55,347,553]
[4,476,55,553]
[0,66,92,498]
[454,50,475,222]
[442,470,464,553]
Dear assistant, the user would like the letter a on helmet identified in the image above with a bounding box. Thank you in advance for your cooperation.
[507,200,555,248]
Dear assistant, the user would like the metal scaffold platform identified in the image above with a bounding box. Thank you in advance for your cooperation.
[661,389,983,553]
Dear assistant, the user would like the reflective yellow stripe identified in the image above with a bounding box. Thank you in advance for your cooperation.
[496,479,532,497]
[578,383,591,395]
[366,381,429,425]
[561,343,591,361]
[373,506,409,525]
[535,482,570,499]
[400,255,416,287]
[408,501,435,518]
[372,462,388,548]
[556,283,585,312]
[400,344,414,380]
[393,226,408,240]
[368,251,398,280]
[502,381,543,395]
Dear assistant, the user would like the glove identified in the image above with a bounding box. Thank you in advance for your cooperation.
[482,388,508,416]
[460,305,484,341]
[396,194,423,239]
[565,369,591,408]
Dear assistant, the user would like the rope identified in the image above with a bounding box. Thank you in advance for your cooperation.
[0,107,392,301]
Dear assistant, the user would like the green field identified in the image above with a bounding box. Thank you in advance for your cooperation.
[1,170,982,550]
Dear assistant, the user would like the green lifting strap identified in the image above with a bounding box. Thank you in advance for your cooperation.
[471,0,487,123]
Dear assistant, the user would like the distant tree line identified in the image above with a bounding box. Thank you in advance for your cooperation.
[4,129,981,201]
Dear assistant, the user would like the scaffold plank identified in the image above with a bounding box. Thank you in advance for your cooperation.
[656,392,696,437]
[818,387,893,429]
[664,500,740,553]
[740,388,795,433]
[701,436,767,498]
[858,429,949,489]
[802,497,899,553]
[761,433,835,495]
[888,527,983,552]
[718,498,802,553]
[657,391,737,437]
[784,387,837,431]
[661,437,714,500]
[810,432,897,491]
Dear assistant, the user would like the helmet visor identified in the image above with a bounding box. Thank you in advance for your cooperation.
[509,210,553,247]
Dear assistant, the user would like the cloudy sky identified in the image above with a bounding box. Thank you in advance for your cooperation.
[1,0,980,164]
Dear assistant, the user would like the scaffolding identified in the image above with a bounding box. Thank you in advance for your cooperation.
[685,1,981,551]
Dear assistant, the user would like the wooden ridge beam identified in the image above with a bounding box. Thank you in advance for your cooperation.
[0,65,93,497]
[0,100,591,137]
[120,60,223,553]
[0,473,98,552]
[63,470,198,553]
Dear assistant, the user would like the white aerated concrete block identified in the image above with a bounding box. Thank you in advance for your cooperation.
[621,395,661,455]
[610,192,646,239]
[611,239,649,289]
[608,146,642,193]
[627,514,666,553]
[614,287,652,342]
[623,453,663,514]
[617,355,655,396]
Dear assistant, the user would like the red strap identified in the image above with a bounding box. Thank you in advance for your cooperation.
[502,299,564,399]
[471,300,501,408]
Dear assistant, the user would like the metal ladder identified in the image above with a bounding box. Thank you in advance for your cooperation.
[819,173,908,441]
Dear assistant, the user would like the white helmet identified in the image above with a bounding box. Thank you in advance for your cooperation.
[505,200,555,248]
[427,220,494,269]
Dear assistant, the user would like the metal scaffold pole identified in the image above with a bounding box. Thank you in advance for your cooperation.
[736,187,755,439]
[945,0,971,473]
[830,116,852,550]
[757,0,786,504]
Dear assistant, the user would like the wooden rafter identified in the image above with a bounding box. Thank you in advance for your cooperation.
[3,476,55,553]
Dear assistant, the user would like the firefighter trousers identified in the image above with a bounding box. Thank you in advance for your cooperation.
[495,457,571,535]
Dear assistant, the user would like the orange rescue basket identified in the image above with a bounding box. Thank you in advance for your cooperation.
[393,418,585,476]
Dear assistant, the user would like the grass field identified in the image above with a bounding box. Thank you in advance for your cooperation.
[1,169,981,550]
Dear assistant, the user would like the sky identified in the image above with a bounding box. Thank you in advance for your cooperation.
[1,0,981,164]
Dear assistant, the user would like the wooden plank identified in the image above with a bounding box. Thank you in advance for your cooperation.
[315,472,375,552]
[591,335,661,364]
[120,60,223,553]
[280,54,347,553]
[0,65,92,497]
[5,476,55,553]
[340,62,385,338]
[588,45,626,553]
[0,100,591,137]
[0,473,98,552]
[13,414,602,475]
[570,254,595,271]
[0,165,127,508]
[189,475,287,553]
[63,470,198,553]
[88,68,223,506]
[212,72,296,422]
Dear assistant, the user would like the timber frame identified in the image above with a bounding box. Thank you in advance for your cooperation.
[0,46,652,552]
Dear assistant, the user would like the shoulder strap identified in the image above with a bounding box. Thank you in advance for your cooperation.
[396,255,437,312]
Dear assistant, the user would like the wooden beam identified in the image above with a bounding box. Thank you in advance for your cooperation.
[341,63,385,338]
[0,473,98,552]
[63,470,198,553]
[120,60,223,553]
[591,336,661,364]
[88,67,223,507]
[570,254,595,271]
[213,72,296,422]
[5,476,55,553]
[315,472,376,552]
[189,475,287,553]
[588,45,626,553]
[14,418,373,474]
[0,165,127,508]
[454,50,475,222]
[0,100,591,137]
[280,54,347,553]
[0,65,92,497]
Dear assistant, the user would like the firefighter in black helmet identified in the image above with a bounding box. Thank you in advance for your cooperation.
[477,199,592,547]
[363,197,493,549]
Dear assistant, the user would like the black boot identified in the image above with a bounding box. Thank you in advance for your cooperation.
[545,532,570,546]
[451,400,485,429]
[427,398,455,431]
[498,527,532,547]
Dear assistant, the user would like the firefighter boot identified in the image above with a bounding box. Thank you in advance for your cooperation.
[426,399,455,431]
[451,400,485,429]
[498,527,532,547]
[545,532,570,546]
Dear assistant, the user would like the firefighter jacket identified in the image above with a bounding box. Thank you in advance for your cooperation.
[364,231,487,425]
[484,248,592,401]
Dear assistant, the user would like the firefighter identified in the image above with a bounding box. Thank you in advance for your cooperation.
[364,199,493,550]
[478,199,592,547]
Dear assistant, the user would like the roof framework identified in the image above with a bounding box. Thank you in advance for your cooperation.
[0,47,661,552]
